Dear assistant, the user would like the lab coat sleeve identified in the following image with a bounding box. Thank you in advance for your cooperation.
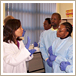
[25,55,33,61]
[66,45,73,64]
[55,45,73,65]
[65,45,73,73]
[3,42,31,66]
[66,65,73,73]
[55,55,67,64]
[40,32,48,60]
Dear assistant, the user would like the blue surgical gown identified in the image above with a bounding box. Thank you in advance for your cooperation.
[40,29,57,73]
[52,37,73,73]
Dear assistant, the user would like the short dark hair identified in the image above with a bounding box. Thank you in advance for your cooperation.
[52,13,61,20]
[45,18,51,24]
[4,15,14,25]
[3,19,22,43]
[61,22,73,36]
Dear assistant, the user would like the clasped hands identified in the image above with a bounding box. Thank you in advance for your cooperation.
[47,46,71,71]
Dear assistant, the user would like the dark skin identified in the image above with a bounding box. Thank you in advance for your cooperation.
[51,14,61,30]
[57,24,69,39]
[43,20,51,30]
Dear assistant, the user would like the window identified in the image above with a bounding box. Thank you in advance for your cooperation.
[5,3,56,44]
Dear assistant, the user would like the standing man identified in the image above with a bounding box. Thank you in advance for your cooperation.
[40,13,61,73]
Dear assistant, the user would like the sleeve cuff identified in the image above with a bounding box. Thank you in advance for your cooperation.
[55,56,67,64]
[66,65,73,73]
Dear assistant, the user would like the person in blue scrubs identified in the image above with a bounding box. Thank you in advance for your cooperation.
[40,13,61,73]
[48,22,73,73]
[34,18,52,47]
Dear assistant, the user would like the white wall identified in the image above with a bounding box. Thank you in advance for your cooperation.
[56,3,73,18]
[3,3,5,21]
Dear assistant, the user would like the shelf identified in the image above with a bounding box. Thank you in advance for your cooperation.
[61,17,73,20]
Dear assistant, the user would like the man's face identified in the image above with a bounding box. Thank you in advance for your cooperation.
[51,14,60,27]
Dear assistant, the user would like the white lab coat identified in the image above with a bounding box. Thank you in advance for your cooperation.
[3,40,33,73]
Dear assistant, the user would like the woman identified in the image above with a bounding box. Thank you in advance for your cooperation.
[3,15,30,50]
[48,22,73,73]
[39,18,52,73]
[3,19,36,73]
